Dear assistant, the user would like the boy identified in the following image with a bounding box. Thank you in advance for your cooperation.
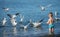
[47,12,54,33]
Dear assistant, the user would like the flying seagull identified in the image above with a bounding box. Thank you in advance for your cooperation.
[3,8,9,12]
[29,18,44,28]
[2,18,7,26]
[19,14,24,23]
[10,18,17,27]
[55,11,60,21]
[40,4,52,11]
[20,23,30,30]
[7,13,19,26]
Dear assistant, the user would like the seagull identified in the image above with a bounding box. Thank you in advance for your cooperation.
[29,18,44,28]
[40,4,52,11]
[20,23,30,30]
[2,18,7,26]
[32,22,42,27]
[40,6,45,11]
[7,13,19,26]
[19,14,24,23]
[10,18,17,26]
[3,8,9,12]
[55,11,58,20]
[55,11,60,21]
[55,11,58,17]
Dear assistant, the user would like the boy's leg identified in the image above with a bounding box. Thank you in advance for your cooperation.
[52,28,54,32]
[49,28,52,33]
[49,28,54,35]
[49,28,52,34]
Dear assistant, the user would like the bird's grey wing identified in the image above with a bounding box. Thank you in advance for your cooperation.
[20,24,24,27]
[40,5,42,9]
[26,23,30,26]
[46,4,52,8]
[39,18,44,22]
[7,14,12,18]
[2,8,5,9]
[15,13,20,16]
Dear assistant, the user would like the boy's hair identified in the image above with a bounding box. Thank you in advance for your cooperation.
[49,12,53,17]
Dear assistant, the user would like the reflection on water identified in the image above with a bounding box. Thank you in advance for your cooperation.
[0,19,60,37]
[0,22,60,37]
[0,27,17,37]
[0,26,43,37]
[13,27,17,36]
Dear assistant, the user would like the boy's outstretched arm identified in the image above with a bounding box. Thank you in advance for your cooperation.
[47,19,50,24]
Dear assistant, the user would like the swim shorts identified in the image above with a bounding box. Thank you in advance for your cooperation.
[49,24,54,28]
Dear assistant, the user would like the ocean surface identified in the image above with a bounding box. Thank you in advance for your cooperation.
[0,0,60,37]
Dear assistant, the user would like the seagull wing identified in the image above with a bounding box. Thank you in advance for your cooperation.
[26,23,30,27]
[7,14,12,18]
[15,13,20,16]
[20,24,25,27]
[39,18,44,22]
[40,5,42,8]
[46,4,52,8]
[20,15,24,19]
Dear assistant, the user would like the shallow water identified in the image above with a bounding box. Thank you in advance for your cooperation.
[0,22,60,37]
[0,0,60,37]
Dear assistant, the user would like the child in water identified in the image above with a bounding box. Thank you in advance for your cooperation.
[47,12,54,33]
